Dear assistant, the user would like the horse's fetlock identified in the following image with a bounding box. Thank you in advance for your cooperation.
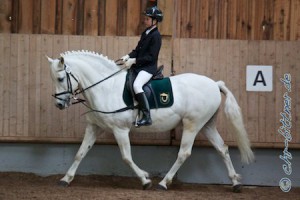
[229,174,241,181]
[142,170,150,178]
[165,177,172,185]
[62,174,74,183]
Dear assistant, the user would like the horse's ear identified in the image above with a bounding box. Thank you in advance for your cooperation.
[46,55,53,63]
[59,57,64,65]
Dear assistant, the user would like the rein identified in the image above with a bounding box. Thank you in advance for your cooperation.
[53,59,137,114]
[74,60,125,96]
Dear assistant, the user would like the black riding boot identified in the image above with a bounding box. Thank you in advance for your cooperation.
[135,92,152,126]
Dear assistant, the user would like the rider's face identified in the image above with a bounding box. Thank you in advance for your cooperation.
[144,16,155,28]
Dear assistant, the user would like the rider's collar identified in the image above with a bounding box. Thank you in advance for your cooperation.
[146,25,157,35]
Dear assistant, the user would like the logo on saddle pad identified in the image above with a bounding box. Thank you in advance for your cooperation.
[160,92,170,104]
[123,73,174,109]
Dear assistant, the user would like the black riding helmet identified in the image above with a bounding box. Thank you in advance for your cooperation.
[143,6,163,22]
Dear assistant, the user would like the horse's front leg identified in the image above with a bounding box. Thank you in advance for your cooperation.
[113,128,152,190]
[59,123,98,186]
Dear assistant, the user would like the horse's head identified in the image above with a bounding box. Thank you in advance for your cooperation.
[46,56,79,110]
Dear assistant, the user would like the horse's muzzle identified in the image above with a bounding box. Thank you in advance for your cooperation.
[56,102,65,110]
[55,98,71,110]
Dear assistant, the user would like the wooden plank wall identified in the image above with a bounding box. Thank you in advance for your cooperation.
[174,0,300,40]
[0,34,299,148]
[172,38,300,148]
[0,0,150,36]
[1,0,300,40]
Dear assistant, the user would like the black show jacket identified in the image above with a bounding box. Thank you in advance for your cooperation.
[128,27,161,75]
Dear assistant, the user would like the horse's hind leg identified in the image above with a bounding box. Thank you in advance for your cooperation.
[59,124,98,186]
[202,120,242,192]
[113,128,152,190]
[158,119,203,190]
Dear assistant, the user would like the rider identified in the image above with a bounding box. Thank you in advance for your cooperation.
[121,6,163,127]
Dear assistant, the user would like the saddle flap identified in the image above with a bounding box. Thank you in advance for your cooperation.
[123,70,173,109]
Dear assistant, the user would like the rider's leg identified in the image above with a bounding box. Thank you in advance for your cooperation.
[133,71,152,126]
[135,92,152,126]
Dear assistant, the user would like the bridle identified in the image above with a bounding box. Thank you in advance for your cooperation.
[52,64,79,102]
[52,60,137,114]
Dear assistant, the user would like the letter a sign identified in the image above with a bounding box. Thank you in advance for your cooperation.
[246,65,273,91]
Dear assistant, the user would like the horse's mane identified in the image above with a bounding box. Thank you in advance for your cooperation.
[60,50,116,66]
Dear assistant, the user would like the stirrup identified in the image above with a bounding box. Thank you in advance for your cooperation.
[137,119,152,126]
[133,111,152,127]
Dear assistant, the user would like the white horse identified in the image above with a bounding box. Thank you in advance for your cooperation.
[46,50,254,192]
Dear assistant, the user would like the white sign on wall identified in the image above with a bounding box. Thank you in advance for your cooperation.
[246,65,273,92]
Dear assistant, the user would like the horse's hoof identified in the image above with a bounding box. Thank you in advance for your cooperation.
[58,180,69,187]
[233,184,242,193]
[143,181,152,190]
[156,184,167,191]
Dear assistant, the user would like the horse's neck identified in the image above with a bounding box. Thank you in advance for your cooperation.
[65,54,126,107]
[74,55,117,74]
[67,55,120,86]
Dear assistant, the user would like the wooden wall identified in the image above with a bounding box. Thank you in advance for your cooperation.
[0,34,299,148]
[1,0,300,40]
[0,0,150,36]
[172,38,300,148]
[174,0,300,40]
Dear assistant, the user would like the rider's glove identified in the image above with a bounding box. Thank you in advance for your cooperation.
[121,55,130,62]
[125,58,136,68]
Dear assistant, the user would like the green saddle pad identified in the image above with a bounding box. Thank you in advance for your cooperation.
[123,77,174,109]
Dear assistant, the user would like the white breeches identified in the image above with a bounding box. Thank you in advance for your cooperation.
[133,70,152,94]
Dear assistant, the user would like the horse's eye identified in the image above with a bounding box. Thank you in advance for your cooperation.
[58,77,64,82]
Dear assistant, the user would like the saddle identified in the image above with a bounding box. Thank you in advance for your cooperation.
[123,66,174,109]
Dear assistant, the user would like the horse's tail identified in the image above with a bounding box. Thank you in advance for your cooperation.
[217,81,255,164]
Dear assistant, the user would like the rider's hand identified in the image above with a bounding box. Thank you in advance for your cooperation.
[121,55,129,62]
[125,58,136,68]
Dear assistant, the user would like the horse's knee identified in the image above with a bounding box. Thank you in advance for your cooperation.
[178,151,191,164]
[75,153,83,161]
